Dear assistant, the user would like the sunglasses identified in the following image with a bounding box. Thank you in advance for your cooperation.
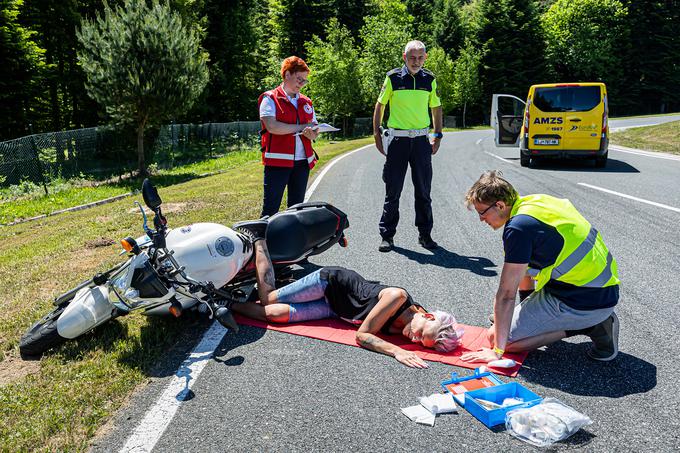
[477,202,497,217]
[294,75,308,86]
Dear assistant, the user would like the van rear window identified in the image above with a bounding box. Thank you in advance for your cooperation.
[533,86,601,112]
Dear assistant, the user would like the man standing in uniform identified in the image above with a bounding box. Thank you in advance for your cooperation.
[373,40,443,252]
[461,171,620,364]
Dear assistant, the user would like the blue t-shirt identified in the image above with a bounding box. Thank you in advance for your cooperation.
[503,214,618,310]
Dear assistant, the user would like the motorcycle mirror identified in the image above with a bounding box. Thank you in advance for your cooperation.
[141,178,162,210]
[215,307,240,334]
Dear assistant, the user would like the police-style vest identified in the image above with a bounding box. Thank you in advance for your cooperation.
[258,85,317,169]
[510,194,620,291]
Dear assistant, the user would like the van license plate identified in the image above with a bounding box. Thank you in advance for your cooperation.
[534,138,559,145]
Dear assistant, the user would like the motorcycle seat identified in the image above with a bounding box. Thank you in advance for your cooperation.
[265,202,346,262]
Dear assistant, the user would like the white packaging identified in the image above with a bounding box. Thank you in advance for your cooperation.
[401,405,436,426]
[419,393,458,415]
[505,398,592,447]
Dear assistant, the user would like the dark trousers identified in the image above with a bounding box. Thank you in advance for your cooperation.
[379,135,433,239]
[261,160,310,217]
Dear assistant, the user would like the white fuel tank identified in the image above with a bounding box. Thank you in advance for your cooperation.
[165,223,251,288]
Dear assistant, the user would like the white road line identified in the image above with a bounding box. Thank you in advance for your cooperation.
[475,138,483,145]
[609,123,661,132]
[118,142,373,452]
[483,150,514,164]
[609,145,680,161]
[119,321,227,453]
[578,183,680,213]
[304,144,372,202]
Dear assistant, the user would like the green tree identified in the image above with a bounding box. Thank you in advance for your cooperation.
[198,0,269,121]
[0,0,44,140]
[619,0,679,114]
[452,40,482,128]
[424,47,455,114]
[542,0,629,88]
[305,18,363,133]
[464,0,546,115]
[20,0,105,134]
[358,0,414,108]
[77,0,209,174]
[432,0,463,58]
[404,0,435,43]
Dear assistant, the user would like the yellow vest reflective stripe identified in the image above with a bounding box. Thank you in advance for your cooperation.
[510,194,620,291]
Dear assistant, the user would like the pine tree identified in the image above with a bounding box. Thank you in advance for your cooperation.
[77,0,209,174]
[462,0,546,120]
[0,0,44,140]
[198,0,269,121]
[621,0,680,114]
[432,0,464,59]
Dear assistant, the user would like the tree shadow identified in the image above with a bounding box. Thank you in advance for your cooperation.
[527,158,640,173]
[100,172,211,192]
[520,341,656,397]
[391,245,498,277]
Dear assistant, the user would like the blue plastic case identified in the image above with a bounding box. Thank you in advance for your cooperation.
[440,368,504,407]
[464,382,543,428]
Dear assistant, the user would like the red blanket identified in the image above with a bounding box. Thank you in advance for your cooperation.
[233,315,528,377]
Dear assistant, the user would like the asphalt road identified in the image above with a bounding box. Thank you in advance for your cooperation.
[94,115,680,452]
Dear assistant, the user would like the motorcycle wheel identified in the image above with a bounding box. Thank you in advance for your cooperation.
[19,303,69,358]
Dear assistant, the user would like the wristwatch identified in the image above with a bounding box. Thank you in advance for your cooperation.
[431,132,443,139]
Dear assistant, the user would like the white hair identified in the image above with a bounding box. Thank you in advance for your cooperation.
[431,310,464,352]
[404,40,426,55]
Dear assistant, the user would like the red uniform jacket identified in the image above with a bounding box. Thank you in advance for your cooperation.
[258,85,317,168]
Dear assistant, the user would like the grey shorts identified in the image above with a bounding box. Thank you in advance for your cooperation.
[508,289,614,342]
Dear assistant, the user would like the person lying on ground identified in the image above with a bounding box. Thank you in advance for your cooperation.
[231,222,462,369]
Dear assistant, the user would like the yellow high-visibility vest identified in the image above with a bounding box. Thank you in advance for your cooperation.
[510,194,619,291]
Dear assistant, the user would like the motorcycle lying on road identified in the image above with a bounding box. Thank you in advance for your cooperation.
[19,179,349,357]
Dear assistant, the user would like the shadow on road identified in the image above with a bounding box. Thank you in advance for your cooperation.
[514,158,640,173]
[391,245,498,277]
[520,341,656,397]
[213,324,266,366]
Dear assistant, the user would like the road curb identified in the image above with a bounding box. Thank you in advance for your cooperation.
[609,144,680,161]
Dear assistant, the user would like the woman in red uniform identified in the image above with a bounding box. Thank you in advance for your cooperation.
[258,56,319,217]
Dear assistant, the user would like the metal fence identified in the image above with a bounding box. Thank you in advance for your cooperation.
[0,116,457,192]
[0,126,131,189]
[0,121,263,191]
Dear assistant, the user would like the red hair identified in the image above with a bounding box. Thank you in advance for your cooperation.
[280,56,309,79]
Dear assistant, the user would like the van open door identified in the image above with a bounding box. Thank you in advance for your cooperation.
[491,94,526,147]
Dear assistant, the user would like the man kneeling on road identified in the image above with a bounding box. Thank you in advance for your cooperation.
[461,170,620,364]
[229,221,462,368]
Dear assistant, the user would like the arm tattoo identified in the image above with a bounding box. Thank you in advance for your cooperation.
[263,266,275,289]
[359,335,386,350]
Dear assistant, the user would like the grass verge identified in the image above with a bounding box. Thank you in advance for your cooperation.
[609,120,680,155]
[0,137,376,225]
[0,136,372,451]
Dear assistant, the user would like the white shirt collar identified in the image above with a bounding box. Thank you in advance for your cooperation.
[281,84,299,101]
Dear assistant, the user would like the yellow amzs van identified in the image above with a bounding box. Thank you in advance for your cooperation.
[491,82,609,167]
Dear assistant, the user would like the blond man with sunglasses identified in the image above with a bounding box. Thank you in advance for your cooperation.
[461,171,621,364]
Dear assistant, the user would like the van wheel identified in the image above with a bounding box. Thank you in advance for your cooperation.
[520,155,531,167]
[595,153,608,168]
